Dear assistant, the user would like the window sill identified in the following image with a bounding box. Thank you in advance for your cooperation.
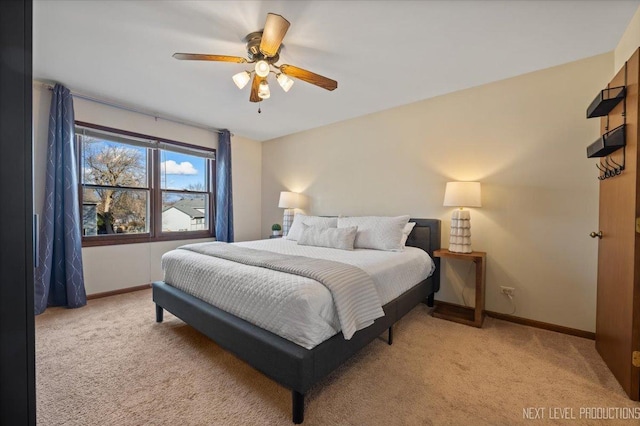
[82,231,214,247]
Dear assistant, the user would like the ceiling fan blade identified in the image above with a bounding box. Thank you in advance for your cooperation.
[280,64,338,91]
[259,13,290,58]
[172,53,247,63]
[250,75,263,103]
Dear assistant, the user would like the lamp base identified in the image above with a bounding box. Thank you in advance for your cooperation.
[282,209,295,236]
[448,209,473,253]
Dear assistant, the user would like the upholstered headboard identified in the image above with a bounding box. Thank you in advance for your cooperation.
[406,218,441,293]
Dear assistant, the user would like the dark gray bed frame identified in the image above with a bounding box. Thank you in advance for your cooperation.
[153,218,440,424]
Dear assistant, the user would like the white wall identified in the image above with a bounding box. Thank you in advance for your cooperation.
[33,85,261,294]
[261,53,612,333]
[615,6,640,71]
[231,134,262,242]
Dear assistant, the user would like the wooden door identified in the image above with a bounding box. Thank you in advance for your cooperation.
[595,48,640,400]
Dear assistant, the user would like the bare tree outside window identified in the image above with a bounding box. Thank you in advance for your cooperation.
[81,137,148,234]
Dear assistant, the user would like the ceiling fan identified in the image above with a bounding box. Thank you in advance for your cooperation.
[173,13,338,103]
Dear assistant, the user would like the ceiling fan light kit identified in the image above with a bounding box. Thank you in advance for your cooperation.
[232,71,251,89]
[254,60,271,78]
[173,13,338,104]
[258,81,271,99]
[276,73,294,92]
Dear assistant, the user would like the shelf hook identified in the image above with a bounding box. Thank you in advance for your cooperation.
[596,162,607,180]
[608,156,624,175]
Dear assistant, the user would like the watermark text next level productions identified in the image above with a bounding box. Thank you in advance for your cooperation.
[523,407,640,421]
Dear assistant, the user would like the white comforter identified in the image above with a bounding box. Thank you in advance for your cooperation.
[162,239,434,349]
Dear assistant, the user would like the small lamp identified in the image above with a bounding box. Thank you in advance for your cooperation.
[443,182,481,253]
[278,191,300,236]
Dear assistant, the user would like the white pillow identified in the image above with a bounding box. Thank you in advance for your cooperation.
[400,222,417,248]
[285,214,338,241]
[297,224,358,251]
[337,215,410,251]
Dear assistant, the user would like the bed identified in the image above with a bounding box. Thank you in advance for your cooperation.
[153,218,440,423]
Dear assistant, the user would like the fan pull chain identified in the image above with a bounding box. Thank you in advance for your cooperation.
[258,101,262,114]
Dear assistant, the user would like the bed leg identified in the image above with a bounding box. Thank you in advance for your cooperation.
[155,304,164,323]
[388,326,393,345]
[426,293,434,307]
[292,390,304,424]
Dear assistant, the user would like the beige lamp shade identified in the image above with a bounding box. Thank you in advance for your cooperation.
[443,182,482,208]
[278,191,300,209]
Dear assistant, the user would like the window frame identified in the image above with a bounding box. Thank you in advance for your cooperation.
[76,121,216,247]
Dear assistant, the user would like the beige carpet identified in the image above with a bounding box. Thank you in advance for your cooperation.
[36,289,640,425]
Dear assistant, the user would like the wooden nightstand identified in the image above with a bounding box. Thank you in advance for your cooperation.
[432,249,486,328]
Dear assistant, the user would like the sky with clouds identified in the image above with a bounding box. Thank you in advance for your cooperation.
[83,138,207,191]
[161,160,197,175]
[161,151,206,190]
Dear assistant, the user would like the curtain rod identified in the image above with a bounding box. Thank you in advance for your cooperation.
[33,80,231,136]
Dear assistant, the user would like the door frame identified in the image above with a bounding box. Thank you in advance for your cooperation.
[0,0,35,424]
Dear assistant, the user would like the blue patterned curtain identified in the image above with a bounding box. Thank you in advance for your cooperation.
[34,84,86,314]
[215,129,234,242]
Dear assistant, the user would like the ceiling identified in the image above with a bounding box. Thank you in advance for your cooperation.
[33,1,639,142]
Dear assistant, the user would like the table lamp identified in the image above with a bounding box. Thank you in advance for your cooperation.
[278,191,300,236]
[443,182,481,253]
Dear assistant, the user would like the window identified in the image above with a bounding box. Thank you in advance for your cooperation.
[76,122,215,246]
[160,150,209,233]
[80,136,150,236]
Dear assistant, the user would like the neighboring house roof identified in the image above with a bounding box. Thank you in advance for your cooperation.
[162,199,205,219]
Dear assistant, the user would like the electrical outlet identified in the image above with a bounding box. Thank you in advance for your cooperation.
[500,286,515,296]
